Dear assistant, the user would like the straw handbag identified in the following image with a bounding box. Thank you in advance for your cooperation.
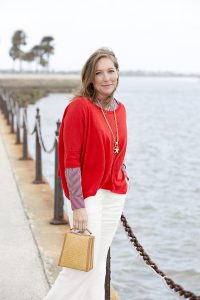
[58,228,95,272]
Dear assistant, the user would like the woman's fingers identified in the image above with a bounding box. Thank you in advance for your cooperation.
[73,221,87,231]
[73,208,88,231]
[82,220,87,231]
[73,220,78,230]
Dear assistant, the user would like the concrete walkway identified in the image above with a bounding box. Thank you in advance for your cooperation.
[0,131,49,299]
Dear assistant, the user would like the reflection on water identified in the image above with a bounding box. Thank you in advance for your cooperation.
[27,77,200,300]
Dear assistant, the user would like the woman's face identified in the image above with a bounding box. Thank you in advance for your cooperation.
[93,57,119,101]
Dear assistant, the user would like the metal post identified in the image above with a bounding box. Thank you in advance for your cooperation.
[10,106,15,134]
[6,98,10,125]
[16,103,21,144]
[3,97,8,120]
[105,248,111,300]
[33,108,44,184]
[20,106,29,160]
[50,120,67,225]
[0,94,3,112]
[2,97,6,117]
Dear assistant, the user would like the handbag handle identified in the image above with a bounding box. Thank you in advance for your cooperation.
[70,228,92,235]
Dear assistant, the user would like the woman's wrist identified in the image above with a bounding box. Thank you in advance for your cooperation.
[72,204,85,211]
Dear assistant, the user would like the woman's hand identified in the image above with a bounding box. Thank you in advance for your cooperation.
[73,208,88,231]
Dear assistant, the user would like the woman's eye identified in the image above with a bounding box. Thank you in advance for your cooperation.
[109,69,115,73]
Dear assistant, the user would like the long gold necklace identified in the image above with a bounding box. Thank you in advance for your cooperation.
[97,98,119,155]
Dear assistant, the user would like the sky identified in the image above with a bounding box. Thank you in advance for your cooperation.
[1,0,200,73]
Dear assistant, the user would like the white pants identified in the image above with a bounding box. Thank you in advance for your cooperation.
[43,189,127,300]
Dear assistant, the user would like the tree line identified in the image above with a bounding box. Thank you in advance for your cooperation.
[9,30,54,72]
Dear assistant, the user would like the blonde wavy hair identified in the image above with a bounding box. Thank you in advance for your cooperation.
[72,47,119,106]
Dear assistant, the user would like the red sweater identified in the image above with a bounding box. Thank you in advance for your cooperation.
[58,96,128,200]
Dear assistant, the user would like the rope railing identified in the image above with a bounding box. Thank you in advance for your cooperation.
[0,89,199,300]
[36,119,56,153]
[22,107,36,134]
[0,91,67,226]
[121,213,200,300]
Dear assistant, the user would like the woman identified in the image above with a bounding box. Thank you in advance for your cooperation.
[44,47,129,300]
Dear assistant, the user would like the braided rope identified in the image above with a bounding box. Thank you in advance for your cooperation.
[121,214,200,300]
[22,109,36,135]
[35,120,56,153]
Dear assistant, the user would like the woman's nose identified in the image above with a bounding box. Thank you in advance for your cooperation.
[102,72,109,81]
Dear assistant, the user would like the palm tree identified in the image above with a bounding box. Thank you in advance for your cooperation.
[40,36,54,72]
[9,46,18,70]
[22,51,35,70]
[9,30,26,71]
[39,57,48,69]
[12,30,26,46]
[31,45,43,71]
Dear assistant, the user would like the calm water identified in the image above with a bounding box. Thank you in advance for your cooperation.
[27,77,200,300]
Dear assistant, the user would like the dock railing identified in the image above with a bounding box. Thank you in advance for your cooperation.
[0,89,200,300]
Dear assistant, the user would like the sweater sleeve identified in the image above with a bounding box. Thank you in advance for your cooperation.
[65,168,85,210]
[63,101,85,168]
[121,162,129,180]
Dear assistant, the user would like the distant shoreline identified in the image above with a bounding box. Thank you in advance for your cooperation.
[0,73,80,104]
[120,71,200,78]
[0,71,199,105]
[0,70,200,78]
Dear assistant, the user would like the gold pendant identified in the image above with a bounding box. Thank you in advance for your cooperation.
[114,141,119,154]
